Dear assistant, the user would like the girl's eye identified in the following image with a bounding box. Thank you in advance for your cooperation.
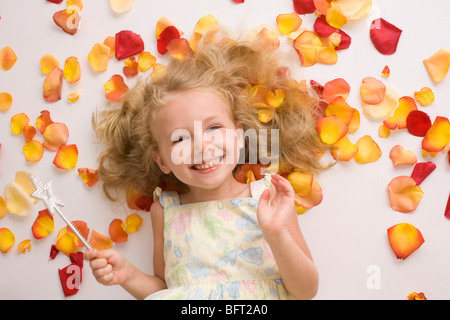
[208,125,220,131]
[173,135,190,144]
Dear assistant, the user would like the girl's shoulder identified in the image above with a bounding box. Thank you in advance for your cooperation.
[153,186,180,209]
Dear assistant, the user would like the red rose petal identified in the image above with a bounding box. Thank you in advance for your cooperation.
[406,110,432,137]
[444,193,450,220]
[49,244,60,260]
[58,263,82,297]
[410,161,436,185]
[335,29,351,50]
[69,252,84,268]
[115,30,145,60]
[293,0,316,14]
[313,15,336,38]
[157,26,181,55]
[369,18,402,55]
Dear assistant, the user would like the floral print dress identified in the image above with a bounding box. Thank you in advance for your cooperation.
[146,173,294,300]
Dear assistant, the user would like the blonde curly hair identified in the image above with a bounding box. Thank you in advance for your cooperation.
[92,27,328,201]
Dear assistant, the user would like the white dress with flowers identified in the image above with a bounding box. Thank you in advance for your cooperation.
[146,173,294,300]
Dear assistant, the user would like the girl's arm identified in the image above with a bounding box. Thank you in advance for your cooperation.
[257,174,318,300]
[84,199,167,300]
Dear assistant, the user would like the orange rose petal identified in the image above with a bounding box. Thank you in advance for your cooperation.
[40,54,60,75]
[36,110,54,134]
[89,229,113,250]
[423,48,450,83]
[43,66,63,102]
[17,239,32,254]
[123,57,139,77]
[155,17,177,39]
[347,108,360,134]
[53,144,78,170]
[14,171,36,203]
[317,115,349,144]
[109,219,128,243]
[166,38,194,61]
[151,63,167,81]
[254,26,281,51]
[258,108,275,123]
[55,232,78,256]
[0,92,12,111]
[414,87,434,106]
[389,145,417,167]
[53,8,81,35]
[354,135,382,164]
[23,125,37,142]
[126,214,143,233]
[293,30,322,67]
[387,176,423,213]
[4,182,34,216]
[138,52,156,72]
[193,14,218,35]
[0,228,15,253]
[331,136,358,161]
[326,6,347,29]
[322,78,350,103]
[78,168,98,187]
[67,89,81,103]
[361,83,400,120]
[387,223,424,259]
[103,36,116,58]
[88,43,111,72]
[63,56,81,83]
[360,76,386,105]
[57,220,89,248]
[277,13,302,35]
[287,171,313,196]
[126,185,153,211]
[266,89,286,108]
[422,116,450,152]
[381,65,390,78]
[109,0,135,13]
[32,209,54,239]
[325,96,355,125]
[23,140,45,162]
[313,0,331,15]
[0,46,18,71]
[407,292,427,300]
[0,196,6,219]
[378,124,390,138]
[11,113,30,135]
[331,0,372,21]
[316,46,338,64]
[43,122,69,151]
[383,96,418,130]
[294,178,323,208]
[104,74,129,102]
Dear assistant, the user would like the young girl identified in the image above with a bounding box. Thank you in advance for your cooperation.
[85,27,328,300]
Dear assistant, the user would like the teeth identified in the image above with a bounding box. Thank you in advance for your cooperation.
[193,157,222,170]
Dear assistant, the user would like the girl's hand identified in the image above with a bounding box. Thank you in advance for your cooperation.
[84,249,129,286]
[257,173,296,238]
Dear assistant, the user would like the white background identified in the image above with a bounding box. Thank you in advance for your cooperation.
[0,0,449,300]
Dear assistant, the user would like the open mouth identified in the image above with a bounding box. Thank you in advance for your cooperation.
[191,155,224,171]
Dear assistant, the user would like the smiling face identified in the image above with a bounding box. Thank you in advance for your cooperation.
[152,88,244,191]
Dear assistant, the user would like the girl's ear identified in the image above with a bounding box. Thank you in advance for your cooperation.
[152,152,171,174]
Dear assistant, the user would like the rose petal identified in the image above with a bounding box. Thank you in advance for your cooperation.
[422,116,450,152]
[137,52,156,72]
[104,74,129,102]
[0,228,15,253]
[126,185,153,211]
[167,38,194,61]
[17,239,32,254]
[277,13,302,35]
[32,209,54,239]
[444,193,450,220]
[316,46,338,64]
[389,145,417,167]
[381,65,390,77]
[103,36,116,57]
[88,43,111,72]
[383,96,418,130]
[58,263,82,297]
[266,89,286,108]
[335,29,351,50]
[287,171,313,196]
[387,223,424,259]
[294,178,323,208]
[406,110,432,137]
[313,0,331,15]
[89,229,113,250]
[354,135,382,164]
[78,168,98,187]
[115,30,144,60]
[387,176,423,213]
[63,56,81,83]
[360,76,386,105]
[67,89,81,103]
[55,232,78,256]
[193,14,218,35]
[234,163,268,183]
[53,144,78,170]
[70,252,84,268]
[53,8,81,35]
[49,244,60,260]
[408,292,427,300]
[11,113,30,135]
[255,27,280,51]
[36,110,54,134]
[347,108,360,134]
[109,219,128,243]
[313,15,336,38]
[14,171,36,203]
[43,122,69,151]
[410,161,436,185]
[361,83,400,120]
[293,0,316,14]
[23,125,36,142]
[123,57,139,77]
[126,214,143,233]
[378,124,390,138]
[109,0,135,13]
[331,0,372,20]
[23,140,45,162]
[43,66,63,102]
[0,92,12,112]
[0,196,6,219]
[325,96,355,125]
[0,46,18,71]
[4,182,34,216]
[369,18,402,55]
[57,220,89,248]
[414,87,434,106]
[423,48,450,82]
[331,136,358,161]
[317,115,348,144]
[258,108,275,123]
[157,26,180,55]
[322,78,350,103]
[40,54,60,75]
[326,6,347,29]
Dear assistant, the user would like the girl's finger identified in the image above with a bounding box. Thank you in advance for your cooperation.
[93,264,113,278]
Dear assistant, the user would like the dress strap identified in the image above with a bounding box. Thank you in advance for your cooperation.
[153,187,180,208]
[250,172,272,199]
